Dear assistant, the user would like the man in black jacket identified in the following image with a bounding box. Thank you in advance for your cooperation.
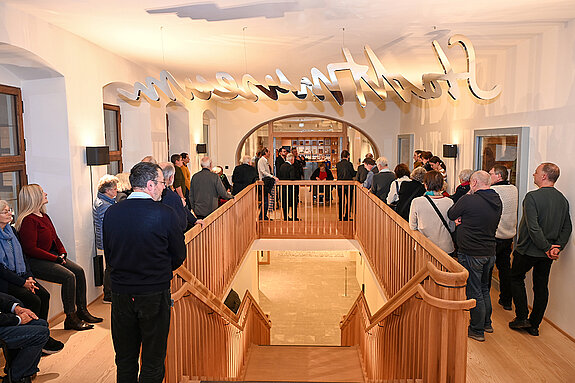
[278,153,299,221]
[448,170,502,342]
[232,155,258,195]
[0,292,49,383]
[275,147,288,176]
[103,161,186,383]
[336,150,356,221]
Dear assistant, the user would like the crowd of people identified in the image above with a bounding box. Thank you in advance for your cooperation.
[1,146,570,382]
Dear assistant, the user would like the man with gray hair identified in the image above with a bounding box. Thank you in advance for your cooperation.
[509,162,572,336]
[371,156,396,203]
[232,155,258,195]
[190,156,233,218]
[448,170,502,342]
[103,161,186,382]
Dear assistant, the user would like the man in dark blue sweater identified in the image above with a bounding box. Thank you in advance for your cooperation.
[103,161,186,383]
[448,170,502,342]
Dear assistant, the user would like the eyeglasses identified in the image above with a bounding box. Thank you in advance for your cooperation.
[154,180,166,186]
[0,209,13,215]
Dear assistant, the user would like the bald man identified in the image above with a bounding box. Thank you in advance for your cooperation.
[448,170,502,342]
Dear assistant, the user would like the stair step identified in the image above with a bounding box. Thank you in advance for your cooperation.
[242,345,364,382]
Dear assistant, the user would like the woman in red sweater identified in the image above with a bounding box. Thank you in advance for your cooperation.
[15,184,101,331]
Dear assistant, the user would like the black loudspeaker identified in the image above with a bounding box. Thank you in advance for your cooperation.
[443,144,458,158]
[86,146,110,166]
[196,143,207,154]
[224,289,241,314]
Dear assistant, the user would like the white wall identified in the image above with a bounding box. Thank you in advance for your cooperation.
[399,22,575,337]
[0,2,163,315]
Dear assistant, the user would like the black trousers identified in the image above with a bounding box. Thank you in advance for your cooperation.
[510,251,553,328]
[337,185,354,220]
[111,289,171,383]
[491,238,513,306]
[28,257,87,314]
[281,185,299,221]
[6,281,50,320]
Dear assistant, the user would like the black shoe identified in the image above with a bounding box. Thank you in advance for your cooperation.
[64,313,94,331]
[509,317,531,330]
[526,327,539,336]
[42,336,64,355]
[3,376,32,383]
[468,328,485,342]
[102,295,112,304]
[498,299,512,311]
[484,325,494,333]
[77,309,103,324]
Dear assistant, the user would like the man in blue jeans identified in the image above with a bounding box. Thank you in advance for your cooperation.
[103,162,186,383]
[448,170,502,342]
[0,292,49,383]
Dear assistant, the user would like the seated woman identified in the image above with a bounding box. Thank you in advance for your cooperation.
[0,200,63,354]
[310,161,334,204]
[409,171,455,255]
[15,184,102,331]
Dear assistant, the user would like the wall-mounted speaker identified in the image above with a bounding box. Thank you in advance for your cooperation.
[443,144,458,158]
[196,143,207,154]
[86,146,110,166]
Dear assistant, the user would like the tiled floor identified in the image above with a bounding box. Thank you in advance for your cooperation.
[258,250,360,346]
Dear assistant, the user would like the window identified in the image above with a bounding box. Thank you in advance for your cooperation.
[103,104,122,174]
[397,134,414,169]
[474,127,530,202]
[0,84,27,214]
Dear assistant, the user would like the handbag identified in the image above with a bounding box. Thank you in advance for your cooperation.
[93,252,104,286]
[424,195,457,258]
[388,180,400,210]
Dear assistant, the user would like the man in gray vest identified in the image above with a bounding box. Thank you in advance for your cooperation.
[509,163,572,336]
[489,165,518,311]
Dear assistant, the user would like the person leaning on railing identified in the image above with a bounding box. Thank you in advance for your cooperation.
[15,184,102,331]
[386,163,411,209]
[310,161,334,204]
[409,171,455,255]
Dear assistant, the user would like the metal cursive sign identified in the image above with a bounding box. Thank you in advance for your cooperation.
[119,34,501,108]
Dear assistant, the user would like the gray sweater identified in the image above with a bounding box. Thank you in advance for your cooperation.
[190,168,233,217]
[516,187,572,257]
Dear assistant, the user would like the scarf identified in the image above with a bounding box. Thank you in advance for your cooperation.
[0,224,26,275]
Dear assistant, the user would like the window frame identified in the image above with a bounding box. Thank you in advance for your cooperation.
[103,103,123,173]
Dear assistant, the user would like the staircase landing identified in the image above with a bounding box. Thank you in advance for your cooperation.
[243,345,364,382]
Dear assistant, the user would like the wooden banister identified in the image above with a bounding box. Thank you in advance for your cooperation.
[341,184,473,383]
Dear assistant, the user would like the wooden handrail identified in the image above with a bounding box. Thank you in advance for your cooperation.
[173,266,271,331]
[341,185,472,383]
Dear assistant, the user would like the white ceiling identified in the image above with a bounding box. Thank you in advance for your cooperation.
[3,0,575,81]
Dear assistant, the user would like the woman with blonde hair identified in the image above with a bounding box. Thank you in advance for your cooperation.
[16,184,101,331]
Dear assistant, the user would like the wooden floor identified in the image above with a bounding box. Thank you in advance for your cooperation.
[29,291,575,382]
[243,345,364,382]
[35,299,115,383]
[466,292,575,383]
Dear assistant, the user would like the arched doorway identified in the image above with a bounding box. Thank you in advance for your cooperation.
[236,114,379,175]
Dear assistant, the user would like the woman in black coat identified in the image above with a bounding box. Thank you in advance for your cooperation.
[395,167,426,221]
